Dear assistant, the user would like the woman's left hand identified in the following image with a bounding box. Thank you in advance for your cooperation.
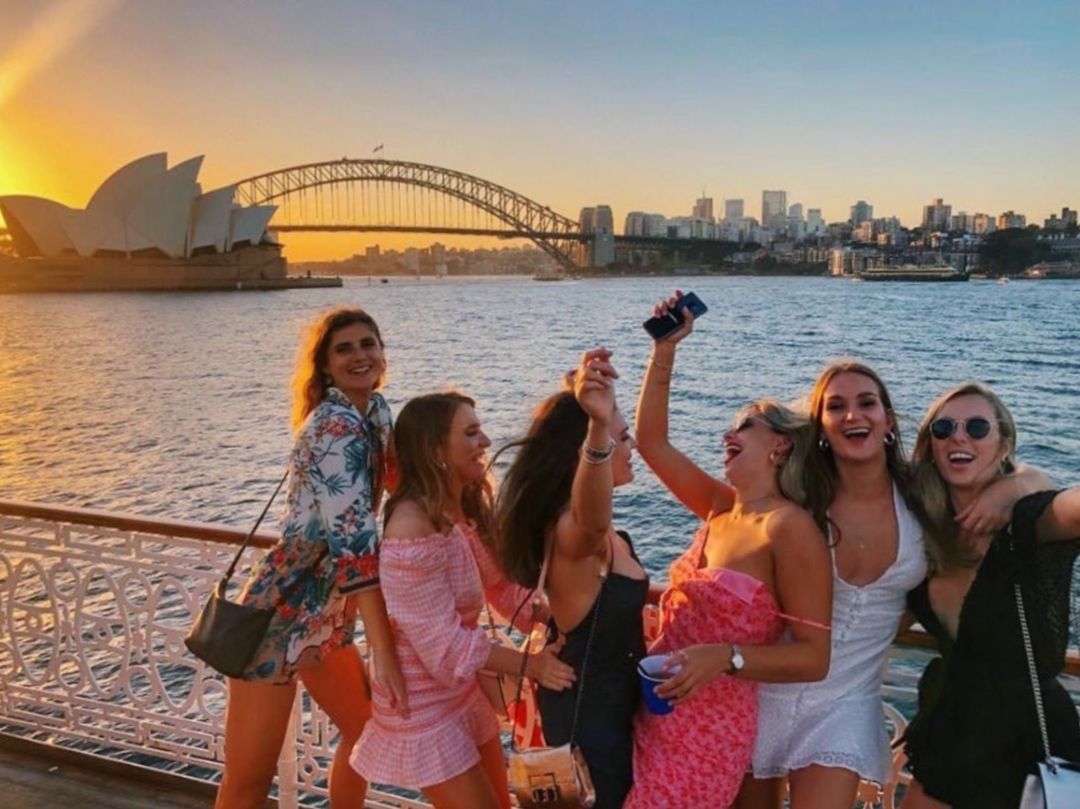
[955,489,1012,538]
[370,644,411,718]
[653,644,731,706]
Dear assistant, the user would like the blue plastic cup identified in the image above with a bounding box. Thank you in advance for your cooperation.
[637,654,680,715]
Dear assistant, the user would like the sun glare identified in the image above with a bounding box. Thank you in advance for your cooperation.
[0,0,125,110]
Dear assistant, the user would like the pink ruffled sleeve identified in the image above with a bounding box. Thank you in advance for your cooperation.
[464,526,540,633]
[380,536,492,687]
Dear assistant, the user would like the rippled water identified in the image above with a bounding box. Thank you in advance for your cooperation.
[1,275,1078,578]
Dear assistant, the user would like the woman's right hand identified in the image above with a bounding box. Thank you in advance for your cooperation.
[651,289,695,344]
[572,347,618,426]
[524,635,576,691]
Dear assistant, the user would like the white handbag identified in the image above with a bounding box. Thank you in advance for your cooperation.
[1015,583,1080,808]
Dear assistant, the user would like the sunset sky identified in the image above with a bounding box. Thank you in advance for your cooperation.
[1,0,1077,261]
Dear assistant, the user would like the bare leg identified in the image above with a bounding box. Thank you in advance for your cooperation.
[422,756,503,809]
[733,773,785,809]
[476,734,511,809]
[788,765,861,809]
[899,778,951,809]
[215,677,297,809]
[300,644,373,809]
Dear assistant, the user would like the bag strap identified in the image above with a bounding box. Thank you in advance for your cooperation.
[510,533,610,751]
[220,470,289,586]
[1014,579,1057,772]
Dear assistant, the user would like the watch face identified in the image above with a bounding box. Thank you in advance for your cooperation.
[731,646,745,671]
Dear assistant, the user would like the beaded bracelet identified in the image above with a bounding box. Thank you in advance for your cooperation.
[581,437,616,464]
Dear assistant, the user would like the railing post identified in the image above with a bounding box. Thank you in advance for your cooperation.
[275,689,301,809]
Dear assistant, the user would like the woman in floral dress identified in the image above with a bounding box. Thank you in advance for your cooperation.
[215,307,408,809]
[624,292,833,809]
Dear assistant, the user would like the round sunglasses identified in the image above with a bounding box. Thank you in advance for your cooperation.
[929,416,994,441]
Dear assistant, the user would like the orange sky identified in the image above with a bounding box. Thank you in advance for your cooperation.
[2,1,1077,262]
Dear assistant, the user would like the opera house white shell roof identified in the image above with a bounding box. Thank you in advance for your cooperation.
[0,153,277,260]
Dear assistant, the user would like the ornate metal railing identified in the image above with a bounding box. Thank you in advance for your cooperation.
[0,500,427,808]
[0,499,1076,808]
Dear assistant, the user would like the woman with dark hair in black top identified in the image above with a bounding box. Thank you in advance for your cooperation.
[902,382,1080,809]
[495,348,649,809]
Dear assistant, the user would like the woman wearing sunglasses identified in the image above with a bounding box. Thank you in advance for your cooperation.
[739,363,1047,809]
[900,383,1080,809]
[626,293,832,809]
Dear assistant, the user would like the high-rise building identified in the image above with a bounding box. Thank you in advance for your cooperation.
[807,208,825,236]
[692,196,714,223]
[762,190,787,229]
[589,205,615,267]
[724,198,744,222]
[972,213,996,235]
[997,210,1026,230]
[849,200,873,226]
[922,198,952,231]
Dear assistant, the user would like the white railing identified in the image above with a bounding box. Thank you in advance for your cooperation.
[0,500,426,808]
[1,499,1075,808]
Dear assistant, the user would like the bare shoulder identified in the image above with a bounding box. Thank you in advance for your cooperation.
[384,500,439,540]
[765,503,826,548]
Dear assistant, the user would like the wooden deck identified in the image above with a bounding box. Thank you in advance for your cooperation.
[0,738,220,809]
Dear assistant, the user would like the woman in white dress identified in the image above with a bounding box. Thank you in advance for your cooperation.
[735,361,1046,809]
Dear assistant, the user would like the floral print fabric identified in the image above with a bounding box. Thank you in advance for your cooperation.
[623,524,784,809]
[239,387,392,684]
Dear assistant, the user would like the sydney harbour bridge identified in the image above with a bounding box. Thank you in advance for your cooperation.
[0,158,740,271]
[233,158,608,271]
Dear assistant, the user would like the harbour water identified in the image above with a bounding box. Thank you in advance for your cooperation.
[1,275,1078,578]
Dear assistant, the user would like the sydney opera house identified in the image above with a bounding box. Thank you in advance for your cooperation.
[0,153,337,292]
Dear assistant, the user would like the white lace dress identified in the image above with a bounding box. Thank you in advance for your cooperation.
[751,486,927,785]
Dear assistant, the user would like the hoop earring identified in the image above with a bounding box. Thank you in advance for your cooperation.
[818,437,830,452]
[884,431,897,447]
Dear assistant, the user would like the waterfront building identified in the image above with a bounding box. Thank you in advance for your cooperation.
[0,153,276,260]
[806,208,825,236]
[580,205,616,265]
[724,198,744,222]
[998,210,1027,230]
[761,190,787,230]
[922,197,952,231]
[849,200,874,226]
[692,196,715,223]
[1044,207,1078,231]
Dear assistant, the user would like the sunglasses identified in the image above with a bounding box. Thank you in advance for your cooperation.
[929,416,994,441]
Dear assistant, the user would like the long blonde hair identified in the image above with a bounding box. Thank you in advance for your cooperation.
[385,392,495,541]
[803,360,913,533]
[911,382,1017,571]
[735,399,817,509]
[290,307,385,431]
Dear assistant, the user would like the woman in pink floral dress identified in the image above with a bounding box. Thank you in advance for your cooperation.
[625,292,833,809]
[351,392,574,809]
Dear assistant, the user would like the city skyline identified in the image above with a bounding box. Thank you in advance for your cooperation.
[1,0,1077,260]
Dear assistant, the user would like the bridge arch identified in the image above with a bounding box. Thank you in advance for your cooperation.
[233,159,585,270]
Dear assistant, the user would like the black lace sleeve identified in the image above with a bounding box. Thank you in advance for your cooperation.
[1011,490,1080,673]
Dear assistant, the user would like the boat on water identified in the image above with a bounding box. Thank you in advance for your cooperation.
[858,263,968,282]
[1025,261,1080,279]
[532,271,568,281]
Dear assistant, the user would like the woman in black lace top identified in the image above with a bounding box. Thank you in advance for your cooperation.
[901,382,1080,809]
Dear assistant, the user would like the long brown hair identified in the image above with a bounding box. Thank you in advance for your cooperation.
[384,392,495,540]
[804,360,913,533]
[494,391,589,588]
[290,307,385,431]
[911,382,1017,571]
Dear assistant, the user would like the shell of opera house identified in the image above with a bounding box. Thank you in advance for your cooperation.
[0,153,337,292]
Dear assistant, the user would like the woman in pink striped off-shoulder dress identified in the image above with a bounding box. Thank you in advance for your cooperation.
[351,392,574,809]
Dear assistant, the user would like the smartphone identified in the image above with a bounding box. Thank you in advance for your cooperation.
[642,292,708,340]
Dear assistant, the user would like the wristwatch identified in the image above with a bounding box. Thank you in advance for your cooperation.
[727,644,745,676]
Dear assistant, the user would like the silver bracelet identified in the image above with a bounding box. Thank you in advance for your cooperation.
[581,437,615,464]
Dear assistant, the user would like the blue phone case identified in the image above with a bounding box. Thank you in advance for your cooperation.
[643,292,708,339]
